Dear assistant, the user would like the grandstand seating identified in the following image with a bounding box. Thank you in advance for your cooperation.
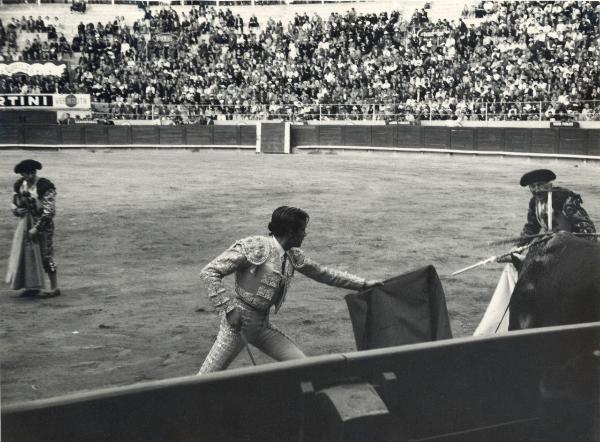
[1,1,600,122]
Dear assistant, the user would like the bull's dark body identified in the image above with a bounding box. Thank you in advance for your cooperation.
[508,234,600,442]
[509,233,600,330]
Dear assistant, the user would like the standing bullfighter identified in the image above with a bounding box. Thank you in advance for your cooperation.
[9,159,60,296]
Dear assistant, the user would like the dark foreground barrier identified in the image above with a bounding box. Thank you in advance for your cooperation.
[3,322,599,442]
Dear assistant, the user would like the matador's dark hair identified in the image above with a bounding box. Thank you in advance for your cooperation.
[268,206,309,236]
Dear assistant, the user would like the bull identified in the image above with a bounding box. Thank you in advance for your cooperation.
[508,233,600,442]
[508,232,600,330]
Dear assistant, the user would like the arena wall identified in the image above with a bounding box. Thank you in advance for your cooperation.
[0,124,599,159]
[0,110,57,124]
[0,123,257,149]
[2,322,599,442]
[292,125,600,158]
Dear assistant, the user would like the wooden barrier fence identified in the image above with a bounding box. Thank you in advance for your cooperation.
[2,322,599,441]
[0,124,257,148]
[292,125,600,157]
[0,124,599,158]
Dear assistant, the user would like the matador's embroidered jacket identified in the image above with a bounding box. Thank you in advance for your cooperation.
[200,235,366,314]
[519,186,596,245]
[12,177,57,231]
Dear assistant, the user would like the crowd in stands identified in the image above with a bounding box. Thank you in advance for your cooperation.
[1,1,600,123]
[0,15,73,62]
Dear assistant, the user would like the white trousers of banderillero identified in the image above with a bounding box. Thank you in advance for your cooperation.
[474,263,519,336]
[198,299,306,374]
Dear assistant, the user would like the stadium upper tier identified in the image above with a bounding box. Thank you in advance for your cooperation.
[1,1,599,122]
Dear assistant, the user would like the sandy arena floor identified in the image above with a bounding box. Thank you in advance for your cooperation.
[1,149,599,404]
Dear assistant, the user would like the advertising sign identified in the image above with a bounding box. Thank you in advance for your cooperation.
[0,94,91,110]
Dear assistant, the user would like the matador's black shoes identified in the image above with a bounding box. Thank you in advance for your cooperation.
[18,288,61,298]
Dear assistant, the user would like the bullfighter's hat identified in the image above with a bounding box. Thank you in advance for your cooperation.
[520,169,556,187]
[14,159,42,174]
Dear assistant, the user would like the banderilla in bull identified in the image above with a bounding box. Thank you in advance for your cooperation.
[452,235,554,276]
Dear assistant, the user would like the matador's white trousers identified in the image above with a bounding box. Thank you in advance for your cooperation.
[198,300,306,374]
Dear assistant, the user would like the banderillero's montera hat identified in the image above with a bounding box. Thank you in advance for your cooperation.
[520,169,556,187]
[14,159,42,174]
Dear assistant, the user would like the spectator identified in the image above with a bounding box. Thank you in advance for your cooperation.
[71,0,87,14]
[59,113,76,125]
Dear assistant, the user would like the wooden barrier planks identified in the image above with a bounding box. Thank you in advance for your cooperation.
[107,126,130,145]
[587,130,600,157]
[23,124,59,145]
[260,122,286,153]
[477,128,505,151]
[61,125,84,145]
[318,125,344,146]
[371,126,395,147]
[131,126,158,145]
[343,125,371,146]
[558,128,588,156]
[396,126,422,147]
[530,129,557,154]
[0,124,598,158]
[0,124,20,144]
[213,125,239,145]
[450,128,475,150]
[292,125,319,146]
[2,323,598,442]
[83,125,108,145]
[186,125,213,145]
[240,124,257,146]
[159,127,184,146]
[423,126,450,148]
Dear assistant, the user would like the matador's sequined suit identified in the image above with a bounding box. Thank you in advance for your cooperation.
[198,235,366,373]
[11,177,57,273]
[519,186,596,245]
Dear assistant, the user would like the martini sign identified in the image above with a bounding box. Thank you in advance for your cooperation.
[0,94,91,109]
